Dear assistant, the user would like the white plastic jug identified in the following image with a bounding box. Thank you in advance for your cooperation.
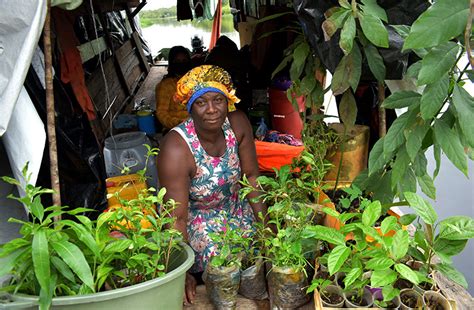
[103,132,158,188]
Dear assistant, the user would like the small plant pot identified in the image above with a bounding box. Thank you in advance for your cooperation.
[267,266,310,309]
[320,285,344,308]
[239,258,268,300]
[343,287,374,308]
[423,290,452,310]
[395,278,414,290]
[373,294,401,309]
[204,263,241,309]
[399,288,423,310]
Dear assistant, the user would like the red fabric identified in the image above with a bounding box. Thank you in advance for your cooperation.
[208,0,222,50]
[53,9,96,120]
[255,141,304,172]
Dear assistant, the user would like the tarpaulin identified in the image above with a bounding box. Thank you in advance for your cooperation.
[255,140,304,172]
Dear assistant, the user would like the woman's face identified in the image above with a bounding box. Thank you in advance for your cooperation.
[191,92,228,131]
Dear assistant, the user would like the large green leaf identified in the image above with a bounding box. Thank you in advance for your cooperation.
[371,269,397,288]
[435,264,468,288]
[331,45,362,95]
[383,111,410,156]
[395,263,420,285]
[290,41,310,80]
[418,42,460,85]
[51,256,76,283]
[403,0,470,49]
[364,44,385,82]
[438,216,474,240]
[362,200,382,227]
[340,15,356,55]
[452,84,474,148]
[51,239,94,291]
[368,138,388,175]
[434,239,467,257]
[302,225,346,246]
[365,257,394,270]
[361,0,387,22]
[359,13,389,48]
[434,119,468,176]
[406,121,430,161]
[339,90,357,128]
[382,91,421,109]
[32,229,51,294]
[391,147,411,189]
[417,174,436,200]
[390,230,409,260]
[323,8,351,40]
[404,192,437,225]
[380,216,397,235]
[344,267,362,288]
[328,245,351,275]
[30,196,45,222]
[420,75,449,120]
[61,220,100,257]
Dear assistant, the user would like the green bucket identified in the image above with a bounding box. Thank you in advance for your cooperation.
[1,243,194,310]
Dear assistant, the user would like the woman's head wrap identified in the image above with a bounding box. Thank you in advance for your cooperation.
[173,65,240,113]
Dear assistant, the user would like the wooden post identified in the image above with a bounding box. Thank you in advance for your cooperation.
[378,82,386,138]
[44,1,62,214]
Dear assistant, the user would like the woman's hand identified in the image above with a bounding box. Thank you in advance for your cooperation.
[184,272,197,305]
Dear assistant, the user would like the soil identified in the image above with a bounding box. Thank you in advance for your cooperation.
[322,291,343,305]
[419,281,434,291]
[395,278,413,290]
[348,293,367,306]
[401,293,420,308]
[425,297,445,310]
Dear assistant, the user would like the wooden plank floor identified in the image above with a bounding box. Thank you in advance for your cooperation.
[185,285,315,310]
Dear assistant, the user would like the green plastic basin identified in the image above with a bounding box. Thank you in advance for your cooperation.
[1,243,194,310]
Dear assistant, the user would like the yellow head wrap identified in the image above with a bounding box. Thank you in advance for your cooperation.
[173,65,240,113]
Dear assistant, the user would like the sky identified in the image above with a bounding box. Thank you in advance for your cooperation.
[143,0,176,10]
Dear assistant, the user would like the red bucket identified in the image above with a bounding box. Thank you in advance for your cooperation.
[268,88,305,139]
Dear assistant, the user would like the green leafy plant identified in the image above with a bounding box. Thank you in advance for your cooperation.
[0,149,182,310]
[208,222,250,268]
[402,191,474,289]
[357,0,474,202]
[304,199,426,305]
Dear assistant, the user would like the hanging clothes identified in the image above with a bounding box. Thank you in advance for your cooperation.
[177,0,193,21]
[208,0,222,50]
[53,8,96,120]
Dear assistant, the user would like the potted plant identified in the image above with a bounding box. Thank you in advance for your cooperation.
[401,192,473,309]
[204,221,247,309]
[0,159,194,309]
[304,199,424,308]
[307,259,344,308]
[240,166,312,308]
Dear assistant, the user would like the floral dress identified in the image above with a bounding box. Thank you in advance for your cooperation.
[172,117,255,272]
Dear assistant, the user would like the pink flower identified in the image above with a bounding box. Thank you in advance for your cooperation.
[218,178,226,186]
[185,122,196,135]
[227,134,236,147]
[192,140,200,149]
[211,157,221,167]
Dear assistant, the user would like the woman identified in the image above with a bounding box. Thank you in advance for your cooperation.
[157,65,266,305]
[155,46,192,130]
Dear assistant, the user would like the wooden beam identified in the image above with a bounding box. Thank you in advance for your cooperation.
[97,11,131,96]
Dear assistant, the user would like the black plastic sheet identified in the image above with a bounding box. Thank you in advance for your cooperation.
[293,0,430,79]
[24,65,107,218]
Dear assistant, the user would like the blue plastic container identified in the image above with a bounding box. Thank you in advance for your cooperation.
[137,111,156,135]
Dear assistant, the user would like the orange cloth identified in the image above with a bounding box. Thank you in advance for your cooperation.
[155,77,188,129]
[53,8,96,120]
[255,141,304,172]
[208,0,222,50]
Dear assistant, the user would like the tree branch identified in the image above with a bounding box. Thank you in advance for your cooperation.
[465,0,474,70]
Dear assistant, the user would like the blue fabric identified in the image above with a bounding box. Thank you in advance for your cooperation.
[186,87,226,113]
